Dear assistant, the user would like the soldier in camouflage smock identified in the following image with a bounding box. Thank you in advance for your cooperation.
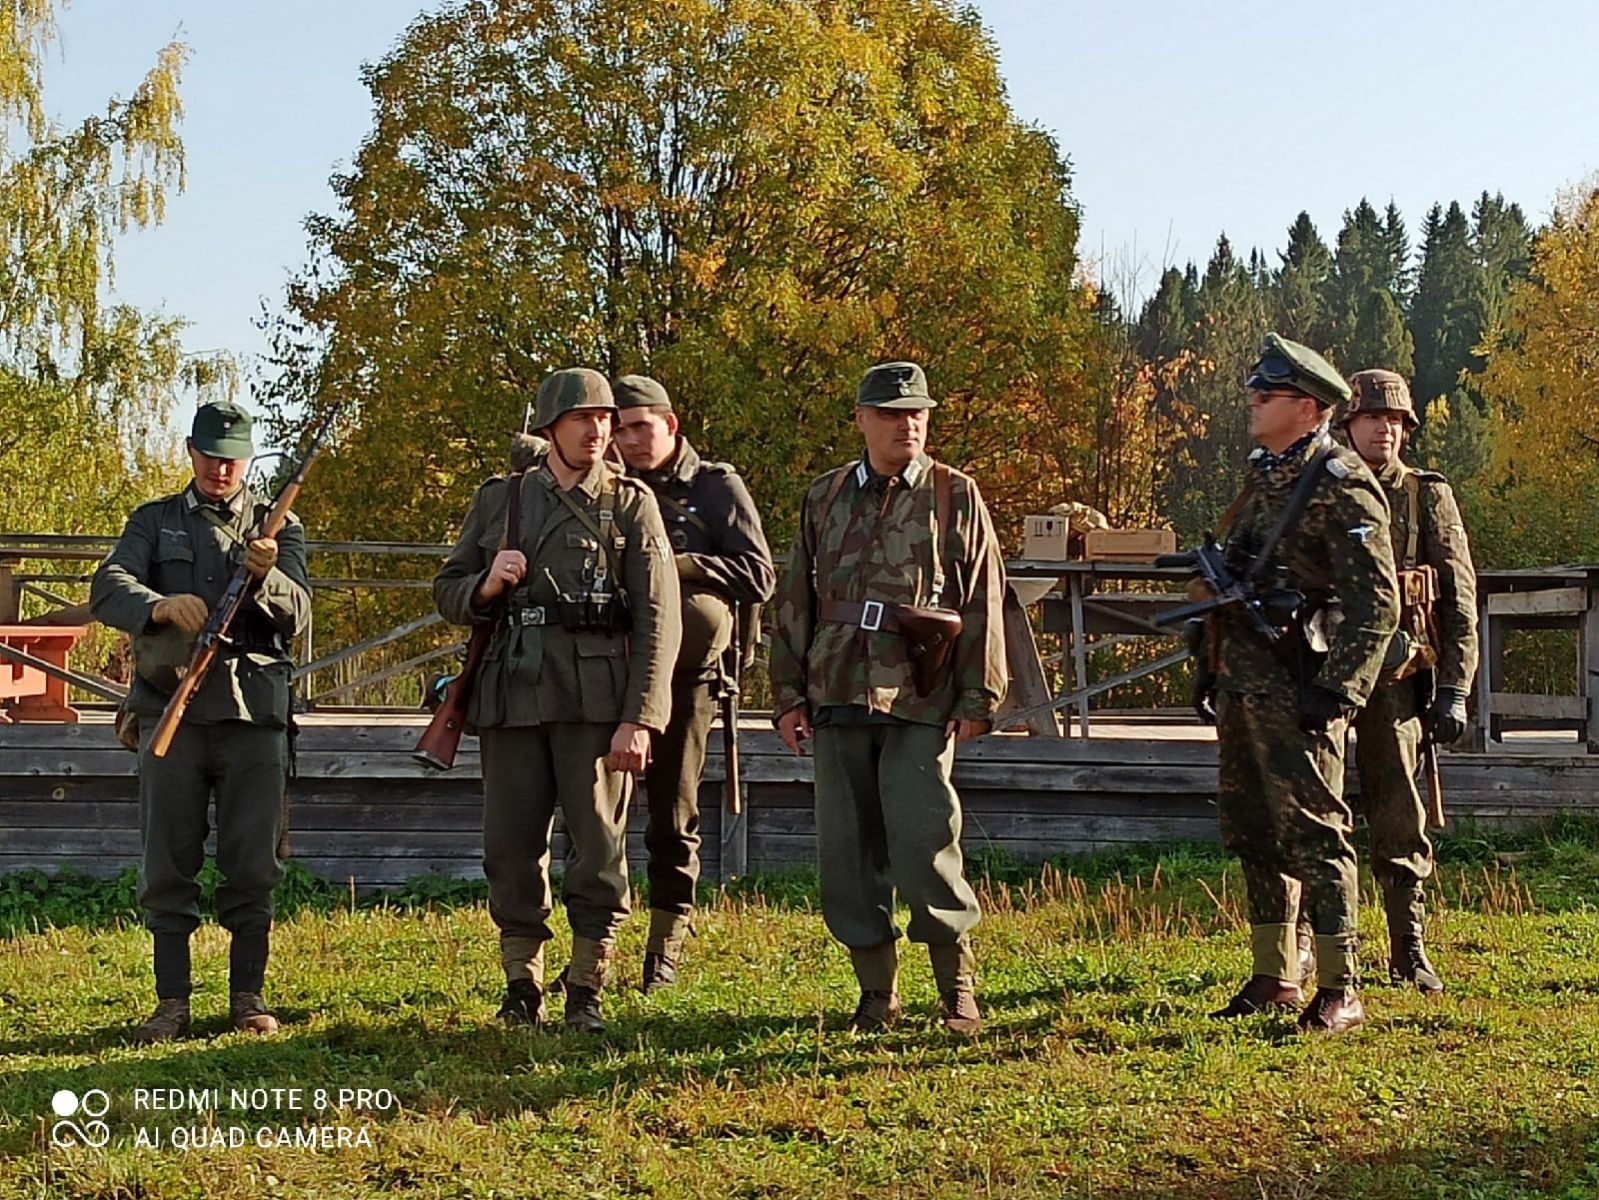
[1197,334,1400,1035]
[770,361,1007,1037]
[613,375,776,992]
[1338,369,1477,993]
[433,369,680,1033]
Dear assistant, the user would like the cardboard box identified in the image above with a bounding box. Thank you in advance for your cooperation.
[1023,514,1075,561]
[1083,528,1177,562]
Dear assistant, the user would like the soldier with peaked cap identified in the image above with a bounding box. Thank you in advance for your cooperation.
[1196,333,1399,1035]
[769,361,1007,1036]
[433,369,680,1032]
[90,400,311,1042]
[1335,368,1477,993]
[611,374,776,991]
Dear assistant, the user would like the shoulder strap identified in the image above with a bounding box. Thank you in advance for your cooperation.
[550,476,624,588]
[1216,479,1257,540]
[656,490,710,534]
[1402,469,1420,570]
[931,463,953,605]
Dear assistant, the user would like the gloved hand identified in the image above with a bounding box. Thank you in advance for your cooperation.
[1426,686,1469,745]
[1297,685,1350,736]
[242,536,279,582]
[1381,629,1411,673]
[151,594,208,635]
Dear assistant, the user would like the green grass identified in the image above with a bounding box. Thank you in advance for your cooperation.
[4,824,1599,1199]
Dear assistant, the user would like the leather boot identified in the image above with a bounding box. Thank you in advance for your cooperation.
[1389,931,1444,994]
[847,942,901,1032]
[564,937,615,1034]
[230,992,280,1035]
[497,979,545,1026]
[132,998,191,1044]
[643,910,691,994]
[1386,888,1443,994]
[1211,975,1301,1018]
[1297,987,1365,1034]
[928,939,982,1037]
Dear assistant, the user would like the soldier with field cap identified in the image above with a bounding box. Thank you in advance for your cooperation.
[769,360,1008,1037]
[433,368,680,1033]
[1192,333,1399,1035]
[611,374,776,991]
[90,399,311,1042]
[1335,368,1477,993]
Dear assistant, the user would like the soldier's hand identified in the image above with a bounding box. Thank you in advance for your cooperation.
[475,550,528,605]
[1426,686,1469,745]
[1296,685,1350,736]
[945,718,989,743]
[1192,666,1218,726]
[151,594,209,635]
[242,536,279,581]
[606,722,651,773]
[777,705,812,756]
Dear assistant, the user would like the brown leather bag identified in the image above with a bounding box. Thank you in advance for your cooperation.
[895,604,964,696]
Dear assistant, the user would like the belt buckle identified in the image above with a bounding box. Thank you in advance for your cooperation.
[512,606,545,627]
[860,600,884,632]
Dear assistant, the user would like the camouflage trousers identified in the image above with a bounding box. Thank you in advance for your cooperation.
[1216,689,1359,988]
[1352,681,1433,931]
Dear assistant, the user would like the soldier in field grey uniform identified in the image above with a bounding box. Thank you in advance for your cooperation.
[613,375,776,991]
[433,368,679,1032]
[770,361,1007,1036]
[1194,334,1399,1035]
[90,401,311,1042]
[1338,369,1477,993]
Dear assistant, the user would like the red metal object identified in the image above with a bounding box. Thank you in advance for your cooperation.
[0,625,88,723]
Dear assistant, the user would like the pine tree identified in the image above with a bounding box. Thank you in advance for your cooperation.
[1409,201,1487,407]
[1348,288,1414,376]
[1272,211,1332,345]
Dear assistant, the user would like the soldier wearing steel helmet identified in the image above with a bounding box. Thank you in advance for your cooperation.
[1336,368,1477,993]
[433,368,680,1032]
[1195,334,1400,1035]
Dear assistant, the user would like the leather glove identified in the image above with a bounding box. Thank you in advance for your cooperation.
[1297,685,1350,736]
[151,594,209,635]
[242,536,279,582]
[1426,686,1469,745]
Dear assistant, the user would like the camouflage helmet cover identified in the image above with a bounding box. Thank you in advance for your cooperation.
[1341,369,1418,429]
[531,368,617,431]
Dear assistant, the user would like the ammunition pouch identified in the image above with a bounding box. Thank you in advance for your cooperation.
[554,590,631,634]
[1380,565,1438,686]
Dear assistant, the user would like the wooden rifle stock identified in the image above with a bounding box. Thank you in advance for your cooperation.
[720,605,742,816]
[413,472,523,770]
[1423,740,1446,830]
[149,423,330,759]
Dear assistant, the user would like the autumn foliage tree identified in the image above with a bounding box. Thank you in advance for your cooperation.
[263,0,1106,551]
[0,1,195,532]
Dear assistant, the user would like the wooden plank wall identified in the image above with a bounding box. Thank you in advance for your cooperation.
[2,720,1597,886]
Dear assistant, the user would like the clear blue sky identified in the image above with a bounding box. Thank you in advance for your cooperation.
[44,0,1599,378]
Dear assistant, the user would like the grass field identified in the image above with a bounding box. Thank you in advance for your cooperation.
[3,823,1599,1200]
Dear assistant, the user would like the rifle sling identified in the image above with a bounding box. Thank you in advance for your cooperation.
[656,491,709,534]
[1246,437,1335,588]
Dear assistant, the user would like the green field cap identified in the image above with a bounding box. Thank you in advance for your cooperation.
[857,361,936,409]
[190,401,256,459]
[1245,333,1351,409]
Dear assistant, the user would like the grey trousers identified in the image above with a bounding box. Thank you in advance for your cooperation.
[643,674,716,916]
[480,723,632,945]
[812,718,980,949]
[136,719,287,936]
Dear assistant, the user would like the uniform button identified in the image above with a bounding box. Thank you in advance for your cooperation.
[206,575,214,582]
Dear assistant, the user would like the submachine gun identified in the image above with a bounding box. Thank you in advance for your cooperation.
[1151,538,1304,649]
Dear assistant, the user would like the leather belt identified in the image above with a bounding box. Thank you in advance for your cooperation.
[507,606,549,627]
[818,599,902,633]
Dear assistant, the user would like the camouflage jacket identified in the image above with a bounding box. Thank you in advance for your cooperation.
[629,437,777,607]
[89,484,311,725]
[769,453,1007,727]
[432,458,680,732]
[1215,433,1399,705]
[1374,458,1479,694]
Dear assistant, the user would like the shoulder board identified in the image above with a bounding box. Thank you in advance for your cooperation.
[701,460,737,477]
[1325,457,1352,479]
[131,493,181,518]
[1412,469,1448,483]
[613,475,651,497]
[477,474,507,490]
